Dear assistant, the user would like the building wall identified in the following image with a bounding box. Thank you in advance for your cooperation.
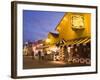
[46,33,59,45]
[56,13,91,41]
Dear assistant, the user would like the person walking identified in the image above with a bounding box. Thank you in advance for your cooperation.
[67,45,73,63]
[38,50,41,60]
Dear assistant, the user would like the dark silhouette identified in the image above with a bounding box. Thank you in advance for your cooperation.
[38,51,41,60]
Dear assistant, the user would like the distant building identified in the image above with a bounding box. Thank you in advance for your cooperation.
[46,32,59,45]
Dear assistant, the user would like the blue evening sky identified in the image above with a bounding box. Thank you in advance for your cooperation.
[23,10,65,43]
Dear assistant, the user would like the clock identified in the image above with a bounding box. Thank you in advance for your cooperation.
[71,15,85,30]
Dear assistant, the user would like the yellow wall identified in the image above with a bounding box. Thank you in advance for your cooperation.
[56,13,91,41]
[46,33,59,45]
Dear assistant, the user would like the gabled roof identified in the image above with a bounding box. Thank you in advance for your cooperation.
[49,32,59,38]
[55,13,66,31]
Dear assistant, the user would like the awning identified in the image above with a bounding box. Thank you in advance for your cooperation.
[63,37,91,46]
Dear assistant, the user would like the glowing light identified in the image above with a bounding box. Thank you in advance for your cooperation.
[46,38,51,43]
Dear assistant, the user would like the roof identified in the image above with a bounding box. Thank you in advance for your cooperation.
[55,13,66,31]
[49,32,59,38]
[62,37,91,46]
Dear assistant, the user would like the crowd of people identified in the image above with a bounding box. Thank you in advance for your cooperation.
[23,41,91,64]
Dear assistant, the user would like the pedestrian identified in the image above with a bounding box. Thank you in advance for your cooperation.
[41,50,44,60]
[31,50,34,59]
[23,45,28,56]
[64,45,68,62]
[67,45,73,63]
[38,50,41,60]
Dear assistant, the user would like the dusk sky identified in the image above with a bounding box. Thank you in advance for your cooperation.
[23,10,65,43]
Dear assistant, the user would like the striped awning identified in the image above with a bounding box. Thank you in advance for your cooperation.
[63,37,91,46]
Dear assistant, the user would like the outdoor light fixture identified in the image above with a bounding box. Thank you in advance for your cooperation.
[46,38,51,43]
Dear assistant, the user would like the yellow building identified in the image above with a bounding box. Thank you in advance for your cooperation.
[55,12,91,45]
[45,32,59,45]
